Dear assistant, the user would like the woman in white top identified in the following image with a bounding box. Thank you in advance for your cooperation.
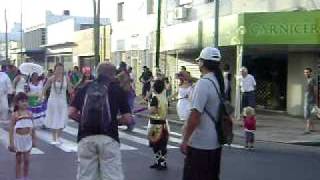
[172,71,193,121]
[28,72,45,128]
[12,70,27,94]
[43,63,73,144]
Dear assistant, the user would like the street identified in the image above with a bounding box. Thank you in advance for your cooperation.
[1,116,319,180]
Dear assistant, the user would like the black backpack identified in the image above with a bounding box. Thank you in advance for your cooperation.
[203,78,234,145]
[80,81,112,134]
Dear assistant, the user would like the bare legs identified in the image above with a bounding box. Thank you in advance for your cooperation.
[16,152,30,179]
[52,128,63,143]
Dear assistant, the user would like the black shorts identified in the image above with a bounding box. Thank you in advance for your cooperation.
[183,146,222,180]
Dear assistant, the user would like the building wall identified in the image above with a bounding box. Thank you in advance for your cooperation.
[24,28,46,50]
[287,52,318,116]
[47,19,75,45]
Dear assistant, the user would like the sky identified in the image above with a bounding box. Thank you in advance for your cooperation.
[0,0,114,32]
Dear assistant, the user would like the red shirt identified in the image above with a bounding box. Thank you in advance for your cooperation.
[244,116,256,131]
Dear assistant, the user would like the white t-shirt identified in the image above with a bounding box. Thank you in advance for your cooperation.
[0,72,13,95]
[240,74,256,92]
[188,72,220,150]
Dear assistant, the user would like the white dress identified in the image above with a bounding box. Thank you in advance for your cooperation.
[177,86,193,121]
[45,77,68,129]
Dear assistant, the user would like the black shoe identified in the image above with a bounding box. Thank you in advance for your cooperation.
[149,163,159,169]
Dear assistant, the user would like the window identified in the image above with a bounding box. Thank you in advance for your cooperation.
[147,0,154,14]
[117,2,124,21]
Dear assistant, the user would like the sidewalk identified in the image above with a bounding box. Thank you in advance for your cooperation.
[134,98,320,146]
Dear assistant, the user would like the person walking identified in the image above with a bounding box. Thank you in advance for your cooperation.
[43,63,73,144]
[70,66,82,87]
[303,67,317,134]
[69,62,132,180]
[148,79,169,170]
[240,67,256,109]
[139,66,153,100]
[174,71,193,121]
[0,69,13,123]
[8,92,36,180]
[117,62,136,131]
[181,47,224,180]
[243,106,256,150]
[27,72,45,128]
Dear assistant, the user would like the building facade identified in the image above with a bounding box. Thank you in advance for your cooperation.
[111,0,320,116]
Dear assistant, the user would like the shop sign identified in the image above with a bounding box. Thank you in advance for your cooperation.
[242,11,320,45]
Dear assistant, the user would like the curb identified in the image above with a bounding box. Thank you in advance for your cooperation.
[135,112,320,146]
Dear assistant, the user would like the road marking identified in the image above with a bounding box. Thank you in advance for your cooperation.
[119,126,182,144]
[0,128,45,155]
[224,144,245,149]
[36,129,78,153]
[63,126,137,151]
[142,125,182,137]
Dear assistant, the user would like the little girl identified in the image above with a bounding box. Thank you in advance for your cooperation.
[8,92,36,180]
[147,79,169,170]
[243,106,256,150]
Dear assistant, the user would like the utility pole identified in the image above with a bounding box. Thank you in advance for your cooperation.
[93,0,101,67]
[5,9,9,62]
[155,0,162,68]
[214,0,220,47]
[20,0,23,64]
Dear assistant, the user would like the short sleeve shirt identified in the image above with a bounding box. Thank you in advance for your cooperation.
[305,77,317,104]
[240,74,256,92]
[189,72,221,150]
[71,81,131,142]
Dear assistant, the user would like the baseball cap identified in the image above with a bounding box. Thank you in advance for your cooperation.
[196,47,221,62]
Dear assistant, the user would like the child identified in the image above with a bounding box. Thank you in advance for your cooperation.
[8,92,36,180]
[243,106,256,150]
[147,79,169,170]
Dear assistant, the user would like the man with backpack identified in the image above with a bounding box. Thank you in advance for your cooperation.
[69,62,132,180]
[180,47,226,180]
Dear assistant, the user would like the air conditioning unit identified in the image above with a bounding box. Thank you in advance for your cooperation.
[174,7,188,20]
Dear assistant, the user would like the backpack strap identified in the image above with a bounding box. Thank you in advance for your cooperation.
[202,77,224,126]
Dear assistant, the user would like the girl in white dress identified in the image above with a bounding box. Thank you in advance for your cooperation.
[173,71,193,121]
[43,63,73,144]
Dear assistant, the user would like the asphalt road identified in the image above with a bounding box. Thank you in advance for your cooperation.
[1,116,320,180]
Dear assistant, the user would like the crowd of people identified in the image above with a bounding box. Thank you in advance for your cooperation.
[2,46,316,180]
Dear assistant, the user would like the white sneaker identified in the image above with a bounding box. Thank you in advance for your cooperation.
[50,141,59,145]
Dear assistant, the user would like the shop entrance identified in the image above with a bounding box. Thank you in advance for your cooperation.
[243,53,288,111]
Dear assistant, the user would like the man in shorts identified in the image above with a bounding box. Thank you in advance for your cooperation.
[303,67,317,134]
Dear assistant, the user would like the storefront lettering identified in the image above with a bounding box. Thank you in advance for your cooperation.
[248,23,320,36]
